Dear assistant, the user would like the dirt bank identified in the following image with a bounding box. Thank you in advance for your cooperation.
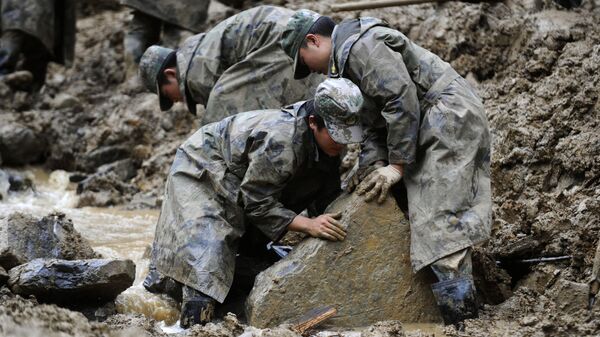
[0,0,599,336]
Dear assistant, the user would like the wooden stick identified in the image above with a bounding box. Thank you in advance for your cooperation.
[330,0,500,12]
[291,306,337,334]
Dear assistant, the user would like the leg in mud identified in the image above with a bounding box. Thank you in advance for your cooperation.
[21,35,50,91]
[123,10,161,85]
[161,22,185,50]
[143,252,182,303]
[430,248,479,330]
[180,285,216,328]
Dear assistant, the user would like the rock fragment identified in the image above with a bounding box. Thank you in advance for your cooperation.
[0,212,98,270]
[8,258,135,303]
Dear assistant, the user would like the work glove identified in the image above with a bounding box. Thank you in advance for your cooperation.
[356,165,402,203]
[346,160,385,193]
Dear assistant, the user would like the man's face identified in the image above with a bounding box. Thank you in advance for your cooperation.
[309,116,345,157]
[298,34,332,75]
[160,68,183,103]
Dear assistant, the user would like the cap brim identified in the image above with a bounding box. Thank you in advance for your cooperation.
[325,121,364,145]
[293,51,311,80]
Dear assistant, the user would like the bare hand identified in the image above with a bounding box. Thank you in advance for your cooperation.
[306,212,346,241]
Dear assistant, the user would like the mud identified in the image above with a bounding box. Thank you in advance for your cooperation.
[0,0,600,336]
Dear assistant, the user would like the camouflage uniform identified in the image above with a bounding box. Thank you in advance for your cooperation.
[0,0,75,84]
[176,5,323,123]
[121,0,210,73]
[151,102,341,303]
[327,18,492,272]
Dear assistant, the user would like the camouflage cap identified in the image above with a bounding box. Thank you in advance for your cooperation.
[280,9,320,80]
[139,45,176,111]
[314,78,364,144]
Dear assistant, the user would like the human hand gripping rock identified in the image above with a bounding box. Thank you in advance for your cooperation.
[306,212,346,241]
[346,160,386,192]
[356,165,403,203]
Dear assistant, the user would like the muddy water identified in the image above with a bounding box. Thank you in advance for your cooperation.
[0,167,184,326]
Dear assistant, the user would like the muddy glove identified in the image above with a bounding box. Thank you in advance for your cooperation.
[356,165,402,203]
[346,161,385,192]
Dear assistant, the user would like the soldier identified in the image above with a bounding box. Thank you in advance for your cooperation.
[144,78,364,328]
[0,0,75,90]
[120,0,210,80]
[281,10,492,327]
[138,5,323,124]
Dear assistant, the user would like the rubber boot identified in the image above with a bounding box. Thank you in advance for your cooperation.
[143,264,182,302]
[431,277,479,330]
[180,286,216,328]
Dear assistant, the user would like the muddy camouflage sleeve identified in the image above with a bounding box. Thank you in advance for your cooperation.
[184,27,227,106]
[350,41,420,165]
[240,135,299,241]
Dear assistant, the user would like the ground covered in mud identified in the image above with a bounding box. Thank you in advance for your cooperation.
[1,0,600,336]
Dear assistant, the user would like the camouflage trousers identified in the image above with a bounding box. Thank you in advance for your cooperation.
[124,10,183,66]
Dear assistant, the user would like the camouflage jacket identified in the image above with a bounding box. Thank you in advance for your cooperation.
[329,18,458,167]
[121,0,209,32]
[1,0,75,65]
[181,101,340,239]
[176,5,323,123]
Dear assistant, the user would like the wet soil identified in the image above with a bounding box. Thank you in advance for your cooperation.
[1,0,600,336]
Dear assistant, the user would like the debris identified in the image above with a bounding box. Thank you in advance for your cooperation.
[291,306,337,334]
[8,258,135,303]
[0,212,98,271]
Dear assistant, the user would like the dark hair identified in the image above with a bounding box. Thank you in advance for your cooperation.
[303,99,326,129]
[157,52,177,86]
[301,16,336,48]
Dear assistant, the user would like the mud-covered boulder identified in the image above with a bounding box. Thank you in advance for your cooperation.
[8,258,135,303]
[0,123,47,166]
[0,213,97,270]
[246,193,442,328]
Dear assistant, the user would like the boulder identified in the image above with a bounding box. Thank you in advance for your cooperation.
[0,123,47,165]
[79,145,130,173]
[246,193,442,328]
[0,212,97,270]
[8,258,135,303]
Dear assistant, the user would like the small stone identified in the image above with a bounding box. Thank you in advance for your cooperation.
[8,258,135,303]
[50,93,81,110]
[2,71,33,89]
[0,123,47,166]
[520,315,538,327]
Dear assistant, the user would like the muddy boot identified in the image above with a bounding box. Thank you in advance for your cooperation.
[143,265,183,302]
[0,30,24,75]
[431,277,479,330]
[180,286,216,328]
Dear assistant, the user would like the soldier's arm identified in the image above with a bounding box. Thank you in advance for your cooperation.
[349,40,420,165]
[239,135,299,241]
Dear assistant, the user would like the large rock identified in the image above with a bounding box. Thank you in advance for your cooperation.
[0,122,47,165]
[8,258,135,303]
[246,193,442,328]
[0,213,97,270]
